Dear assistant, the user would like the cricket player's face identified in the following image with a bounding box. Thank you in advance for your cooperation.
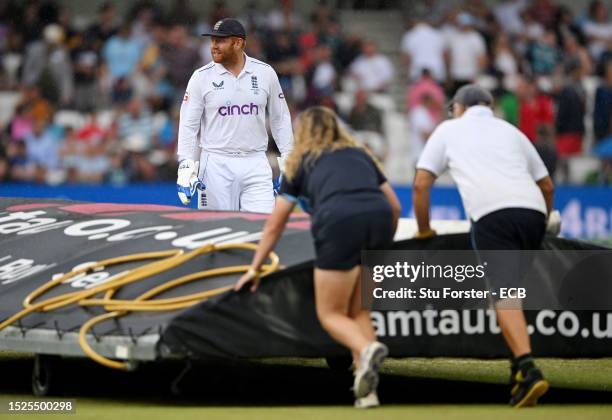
[211,36,241,63]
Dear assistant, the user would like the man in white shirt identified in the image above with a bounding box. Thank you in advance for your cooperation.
[583,4,612,62]
[349,41,395,92]
[409,93,438,165]
[494,0,528,36]
[446,14,487,91]
[413,85,557,408]
[400,20,448,83]
[176,18,294,213]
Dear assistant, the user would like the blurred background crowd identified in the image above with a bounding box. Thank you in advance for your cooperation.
[0,0,611,187]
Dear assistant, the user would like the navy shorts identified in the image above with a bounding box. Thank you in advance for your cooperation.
[470,208,546,292]
[312,204,394,270]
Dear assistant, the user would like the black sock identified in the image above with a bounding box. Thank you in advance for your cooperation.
[512,353,535,373]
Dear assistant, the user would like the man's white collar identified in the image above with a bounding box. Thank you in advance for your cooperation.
[215,53,253,75]
[463,105,494,118]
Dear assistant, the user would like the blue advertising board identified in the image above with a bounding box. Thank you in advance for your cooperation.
[1,183,611,239]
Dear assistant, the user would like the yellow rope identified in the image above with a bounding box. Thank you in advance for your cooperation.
[0,243,279,370]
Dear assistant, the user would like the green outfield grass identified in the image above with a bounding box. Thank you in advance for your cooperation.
[2,401,611,420]
[261,356,612,391]
[1,351,610,420]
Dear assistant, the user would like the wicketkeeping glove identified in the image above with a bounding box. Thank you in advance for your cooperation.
[177,159,204,206]
[273,155,287,197]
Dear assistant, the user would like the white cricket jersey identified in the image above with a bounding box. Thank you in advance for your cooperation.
[177,54,293,160]
[416,106,549,221]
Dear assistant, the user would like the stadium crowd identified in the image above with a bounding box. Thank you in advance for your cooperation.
[0,0,611,185]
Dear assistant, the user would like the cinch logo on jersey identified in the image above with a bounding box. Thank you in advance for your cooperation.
[218,103,259,116]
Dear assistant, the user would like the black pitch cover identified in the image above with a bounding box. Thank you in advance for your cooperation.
[0,198,610,361]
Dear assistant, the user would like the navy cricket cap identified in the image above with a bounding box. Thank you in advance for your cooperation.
[451,84,494,107]
[201,18,246,39]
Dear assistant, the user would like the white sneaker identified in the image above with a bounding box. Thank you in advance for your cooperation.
[353,341,388,398]
[354,391,380,408]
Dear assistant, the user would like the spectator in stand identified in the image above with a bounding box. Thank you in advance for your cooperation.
[446,13,487,94]
[86,2,119,50]
[555,58,586,182]
[528,30,561,76]
[129,4,157,48]
[310,1,336,29]
[347,90,383,134]
[409,92,440,165]
[561,33,593,78]
[553,6,586,47]
[76,113,107,146]
[9,105,33,143]
[7,141,29,181]
[267,0,303,32]
[22,24,74,106]
[15,1,44,45]
[347,90,387,161]
[102,23,143,83]
[335,32,363,73]
[516,77,554,142]
[266,32,300,94]
[71,35,99,112]
[583,1,612,63]
[0,142,9,182]
[406,68,445,121]
[159,24,202,104]
[492,33,521,80]
[245,33,266,61]
[400,18,448,83]
[407,0,449,26]
[23,119,61,183]
[117,97,154,152]
[57,7,78,47]
[1,26,25,90]
[534,125,558,178]
[349,40,394,92]
[138,21,174,107]
[593,61,612,184]
[18,86,53,126]
[309,44,336,100]
[239,1,268,35]
[492,73,520,126]
[464,0,496,39]
[515,10,545,56]
[494,0,528,37]
[166,0,198,27]
[528,0,558,29]
[62,136,110,184]
[594,60,612,144]
[317,94,339,113]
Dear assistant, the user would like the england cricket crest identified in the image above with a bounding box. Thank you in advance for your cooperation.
[251,75,259,94]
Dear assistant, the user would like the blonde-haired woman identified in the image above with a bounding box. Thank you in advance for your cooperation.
[235,106,401,408]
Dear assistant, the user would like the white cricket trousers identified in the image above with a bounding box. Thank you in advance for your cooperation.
[197,151,275,213]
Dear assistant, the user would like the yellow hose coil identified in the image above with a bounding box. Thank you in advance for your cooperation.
[0,243,279,370]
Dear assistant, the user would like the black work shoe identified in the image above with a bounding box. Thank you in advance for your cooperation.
[509,367,549,407]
